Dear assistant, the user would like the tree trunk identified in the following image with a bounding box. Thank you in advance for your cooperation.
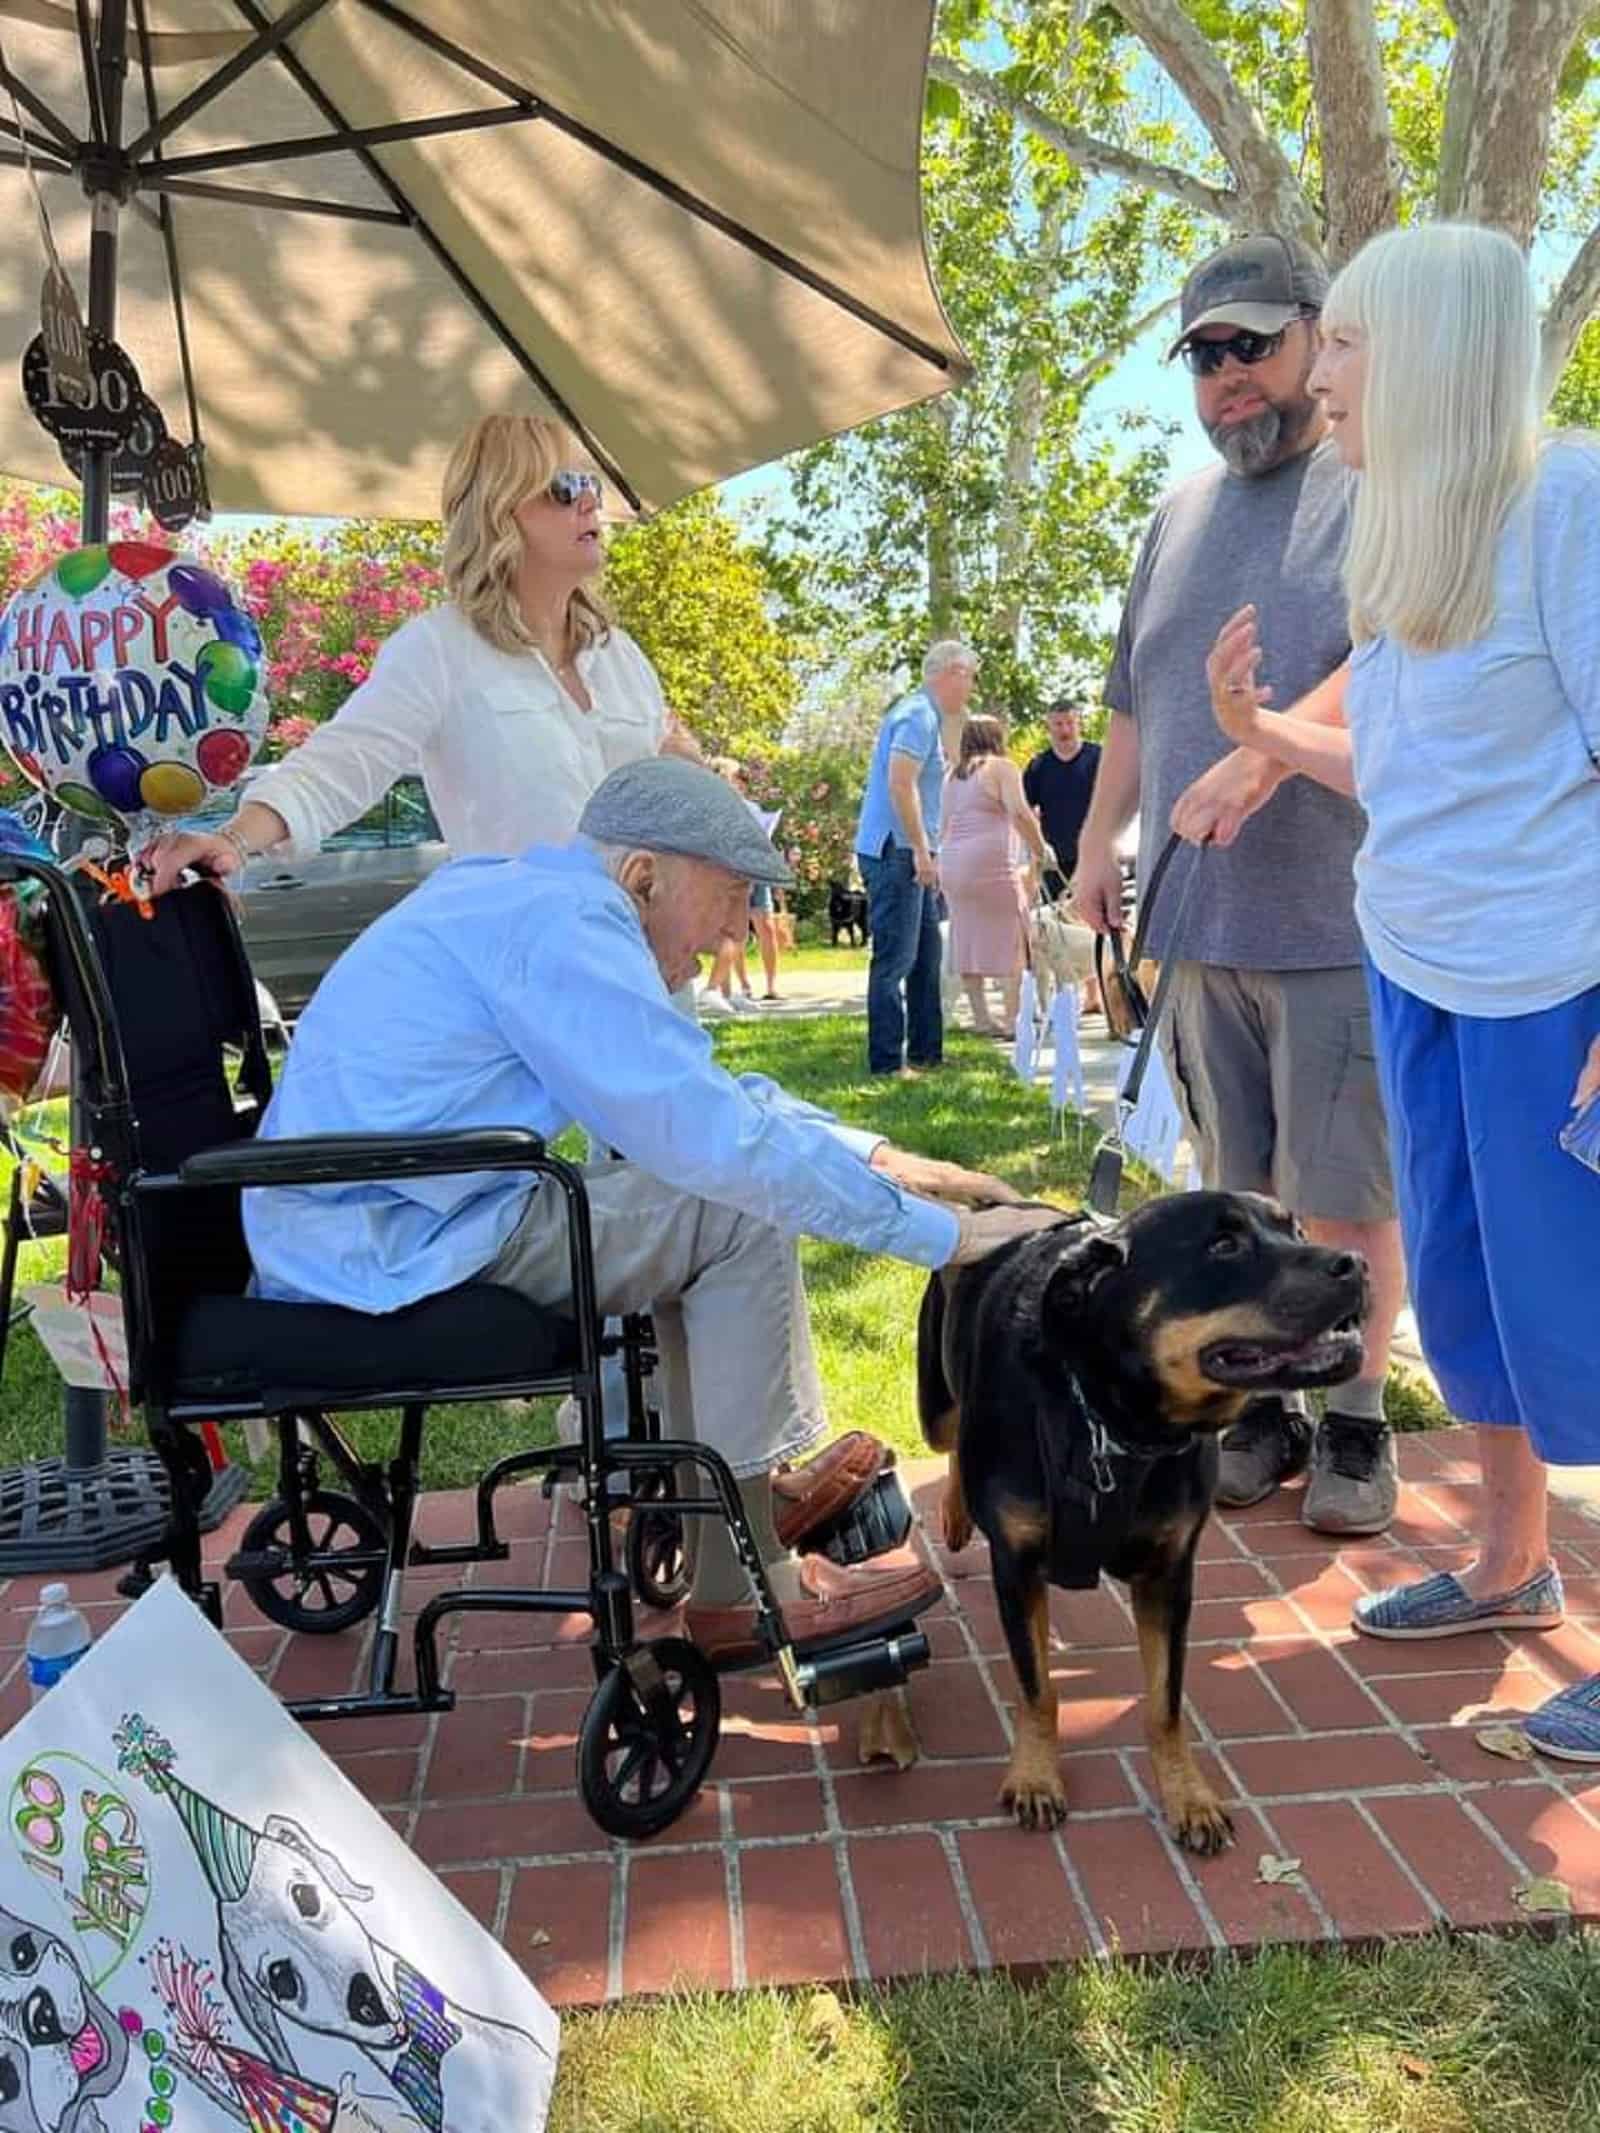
[1435,0,1592,245]
[924,397,959,633]
[993,195,1069,653]
[1305,0,1400,264]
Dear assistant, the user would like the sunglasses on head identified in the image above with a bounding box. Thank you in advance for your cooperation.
[1180,325,1288,377]
[546,468,604,508]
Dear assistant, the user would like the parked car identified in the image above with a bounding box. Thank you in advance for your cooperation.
[221,778,448,1017]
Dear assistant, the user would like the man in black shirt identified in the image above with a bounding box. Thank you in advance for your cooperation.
[1023,699,1102,901]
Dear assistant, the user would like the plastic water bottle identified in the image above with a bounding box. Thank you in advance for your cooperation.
[25,1583,91,1703]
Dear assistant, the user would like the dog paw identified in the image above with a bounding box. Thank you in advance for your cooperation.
[1000,1766,1067,1832]
[1167,1790,1234,1857]
[857,1687,919,1770]
[940,1481,973,1555]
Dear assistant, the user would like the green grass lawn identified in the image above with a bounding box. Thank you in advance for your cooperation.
[0,1016,1446,1483]
[550,1932,1600,2132]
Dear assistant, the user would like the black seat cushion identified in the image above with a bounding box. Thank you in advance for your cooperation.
[167,1282,577,1412]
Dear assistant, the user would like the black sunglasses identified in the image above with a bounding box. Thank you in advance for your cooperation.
[1180,326,1289,377]
[546,468,604,508]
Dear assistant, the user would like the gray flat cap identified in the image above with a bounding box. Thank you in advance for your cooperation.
[579,756,794,886]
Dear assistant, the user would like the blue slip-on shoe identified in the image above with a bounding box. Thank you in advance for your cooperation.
[1526,1675,1600,1763]
[1352,1565,1564,1641]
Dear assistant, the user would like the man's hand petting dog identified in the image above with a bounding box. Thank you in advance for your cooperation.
[867,1147,1060,1262]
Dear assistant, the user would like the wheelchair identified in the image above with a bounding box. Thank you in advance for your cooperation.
[0,854,930,1839]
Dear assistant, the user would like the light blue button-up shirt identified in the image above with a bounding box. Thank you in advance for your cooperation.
[244,842,960,1310]
[854,686,945,860]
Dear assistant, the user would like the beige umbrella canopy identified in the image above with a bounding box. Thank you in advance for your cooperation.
[0,0,968,519]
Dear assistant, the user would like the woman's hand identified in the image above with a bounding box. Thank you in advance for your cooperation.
[1207,605,1275,748]
[1574,1035,1600,1110]
[135,827,247,898]
[1171,749,1285,849]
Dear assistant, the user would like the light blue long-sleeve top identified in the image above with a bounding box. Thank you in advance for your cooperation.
[1346,439,1600,1017]
[244,841,960,1309]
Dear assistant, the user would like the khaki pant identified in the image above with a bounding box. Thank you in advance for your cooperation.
[477,1160,827,1480]
[1160,961,1396,1225]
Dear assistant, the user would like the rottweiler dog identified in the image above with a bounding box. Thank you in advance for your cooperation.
[918,1191,1368,1851]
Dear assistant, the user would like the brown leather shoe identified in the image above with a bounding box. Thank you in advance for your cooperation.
[772,1431,886,1550]
[686,1547,941,1669]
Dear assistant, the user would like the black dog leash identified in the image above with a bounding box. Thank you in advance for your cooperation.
[1088,833,1203,1218]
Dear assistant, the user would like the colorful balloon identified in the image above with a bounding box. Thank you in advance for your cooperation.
[0,544,270,831]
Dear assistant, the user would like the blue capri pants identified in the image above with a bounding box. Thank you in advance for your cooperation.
[1366,962,1600,1463]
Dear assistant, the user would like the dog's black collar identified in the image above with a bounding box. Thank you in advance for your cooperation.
[1036,1375,1198,1590]
[1065,1373,1194,1500]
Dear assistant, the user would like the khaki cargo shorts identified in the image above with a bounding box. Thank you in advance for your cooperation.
[1159,961,1396,1225]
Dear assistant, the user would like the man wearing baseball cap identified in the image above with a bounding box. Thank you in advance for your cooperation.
[245,756,1058,1666]
[1074,231,1404,1536]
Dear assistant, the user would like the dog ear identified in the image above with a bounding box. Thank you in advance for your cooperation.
[1041,1228,1128,1319]
[262,1815,373,1904]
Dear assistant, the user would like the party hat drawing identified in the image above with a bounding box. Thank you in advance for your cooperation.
[115,1713,259,1902]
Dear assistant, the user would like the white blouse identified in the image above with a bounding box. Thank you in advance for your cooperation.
[246,602,667,859]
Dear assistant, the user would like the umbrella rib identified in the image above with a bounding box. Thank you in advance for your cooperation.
[132,0,203,453]
[73,0,106,144]
[223,0,641,512]
[356,0,957,377]
[138,104,539,179]
[0,145,71,174]
[0,115,72,165]
[0,64,78,157]
[125,0,336,162]
[144,171,407,223]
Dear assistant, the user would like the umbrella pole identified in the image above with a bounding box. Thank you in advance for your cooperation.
[0,0,244,1573]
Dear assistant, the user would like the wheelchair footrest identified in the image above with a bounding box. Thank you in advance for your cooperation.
[289,1688,456,1724]
[793,1624,930,1708]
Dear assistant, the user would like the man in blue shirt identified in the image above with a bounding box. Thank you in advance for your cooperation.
[247,756,1056,1665]
[854,640,978,1076]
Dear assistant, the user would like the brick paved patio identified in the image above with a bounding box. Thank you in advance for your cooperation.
[6,1427,1600,2008]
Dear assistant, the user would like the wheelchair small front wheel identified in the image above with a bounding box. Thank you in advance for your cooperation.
[577,1636,720,1839]
[627,1473,690,1610]
[234,1490,387,1634]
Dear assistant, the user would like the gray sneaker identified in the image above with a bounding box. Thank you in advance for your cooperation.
[1214,1400,1314,1508]
[1302,1415,1398,1536]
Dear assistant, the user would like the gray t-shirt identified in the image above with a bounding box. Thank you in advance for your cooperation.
[1105,440,1364,968]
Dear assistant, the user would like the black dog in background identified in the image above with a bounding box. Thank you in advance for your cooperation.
[828,880,870,948]
[919,1192,1368,1851]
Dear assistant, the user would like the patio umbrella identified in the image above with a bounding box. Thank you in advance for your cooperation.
[0,0,968,523]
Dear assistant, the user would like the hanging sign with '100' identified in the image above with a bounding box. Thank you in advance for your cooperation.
[23,327,141,452]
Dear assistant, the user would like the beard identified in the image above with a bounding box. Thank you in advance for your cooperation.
[1204,336,1321,476]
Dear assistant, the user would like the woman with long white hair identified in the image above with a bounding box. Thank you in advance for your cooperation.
[1192,221,1600,1758]
[140,412,698,889]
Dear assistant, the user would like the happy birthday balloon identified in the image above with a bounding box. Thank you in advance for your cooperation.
[0,542,270,834]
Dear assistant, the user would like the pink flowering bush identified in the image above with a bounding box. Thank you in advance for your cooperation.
[735,743,866,919]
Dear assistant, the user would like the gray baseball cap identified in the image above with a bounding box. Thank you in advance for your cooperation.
[579,756,794,886]
[1166,232,1329,359]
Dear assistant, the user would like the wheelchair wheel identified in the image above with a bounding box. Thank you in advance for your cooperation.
[577,1636,720,1840]
[235,1490,387,1634]
[626,1472,690,1611]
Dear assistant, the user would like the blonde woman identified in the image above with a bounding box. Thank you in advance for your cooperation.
[1192,223,1600,1755]
[939,714,1050,1038]
[141,413,697,890]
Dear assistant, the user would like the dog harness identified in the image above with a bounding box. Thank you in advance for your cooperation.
[387,1959,462,2132]
[1037,1374,1201,1589]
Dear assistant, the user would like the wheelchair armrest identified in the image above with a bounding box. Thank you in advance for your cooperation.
[176,1127,551,1191]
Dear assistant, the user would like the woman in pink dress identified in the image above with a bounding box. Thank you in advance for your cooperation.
[940,716,1051,1037]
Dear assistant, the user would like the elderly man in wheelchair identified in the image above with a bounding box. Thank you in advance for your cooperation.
[247,759,1054,1719]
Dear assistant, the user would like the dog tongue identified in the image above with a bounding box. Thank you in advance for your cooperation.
[69,2022,105,2076]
